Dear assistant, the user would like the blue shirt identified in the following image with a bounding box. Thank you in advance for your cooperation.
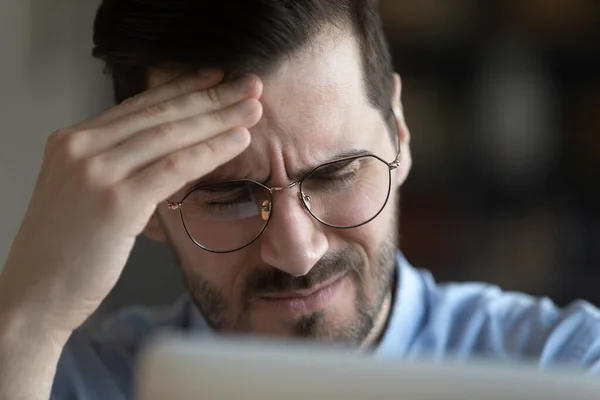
[51,254,600,399]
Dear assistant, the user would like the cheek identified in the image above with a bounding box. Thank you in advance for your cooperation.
[163,212,251,303]
[327,196,397,297]
[185,251,250,300]
[329,199,397,254]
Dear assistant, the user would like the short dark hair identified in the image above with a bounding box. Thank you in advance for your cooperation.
[92,0,394,119]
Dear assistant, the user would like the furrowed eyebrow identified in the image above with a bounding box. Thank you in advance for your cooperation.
[198,182,249,192]
[186,148,371,190]
[292,149,371,180]
[186,172,251,191]
[310,158,359,175]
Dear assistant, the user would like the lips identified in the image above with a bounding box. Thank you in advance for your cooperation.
[258,273,346,300]
[253,272,348,316]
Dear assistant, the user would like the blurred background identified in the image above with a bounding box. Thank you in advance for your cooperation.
[380,0,600,306]
[0,0,598,321]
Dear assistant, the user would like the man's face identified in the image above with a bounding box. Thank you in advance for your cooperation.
[145,32,411,345]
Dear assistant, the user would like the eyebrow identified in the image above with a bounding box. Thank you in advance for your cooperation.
[292,148,371,180]
[187,148,372,190]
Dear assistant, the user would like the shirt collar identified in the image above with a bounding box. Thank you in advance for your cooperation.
[374,252,427,357]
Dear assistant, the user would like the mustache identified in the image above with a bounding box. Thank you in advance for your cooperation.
[243,247,364,302]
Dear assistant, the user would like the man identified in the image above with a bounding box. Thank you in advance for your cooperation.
[0,0,599,399]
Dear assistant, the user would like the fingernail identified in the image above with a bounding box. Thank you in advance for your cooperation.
[238,100,256,115]
[230,128,249,143]
[235,75,255,91]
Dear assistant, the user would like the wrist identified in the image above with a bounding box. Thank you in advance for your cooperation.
[0,294,73,350]
[0,297,71,400]
[0,265,85,338]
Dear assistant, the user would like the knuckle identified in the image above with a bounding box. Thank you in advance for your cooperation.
[120,93,146,109]
[78,157,104,184]
[47,128,70,146]
[98,184,126,215]
[53,129,91,160]
[154,121,177,139]
[76,157,122,206]
[174,92,198,114]
[205,87,222,107]
[202,140,218,159]
[120,97,136,108]
[163,152,187,173]
[119,97,142,114]
[45,128,71,155]
[186,91,208,108]
[201,138,219,160]
[208,108,227,127]
[144,101,173,117]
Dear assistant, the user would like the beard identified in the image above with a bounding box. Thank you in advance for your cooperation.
[290,238,397,345]
[174,238,397,346]
[159,209,399,346]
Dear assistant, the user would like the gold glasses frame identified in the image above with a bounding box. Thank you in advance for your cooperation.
[166,110,401,254]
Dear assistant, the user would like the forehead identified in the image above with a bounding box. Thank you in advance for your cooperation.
[148,32,388,183]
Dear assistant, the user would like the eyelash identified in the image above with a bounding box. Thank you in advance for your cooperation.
[312,171,357,181]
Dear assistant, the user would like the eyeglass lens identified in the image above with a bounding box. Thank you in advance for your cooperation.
[179,155,392,253]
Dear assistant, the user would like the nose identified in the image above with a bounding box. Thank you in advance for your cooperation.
[259,190,328,277]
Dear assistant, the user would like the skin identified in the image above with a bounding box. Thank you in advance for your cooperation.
[145,32,411,343]
[0,28,411,399]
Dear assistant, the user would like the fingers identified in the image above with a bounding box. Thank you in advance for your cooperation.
[98,98,263,180]
[126,128,252,205]
[76,69,225,131]
[43,69,264,225]
[66,74,263,161]
[45,71,226,156]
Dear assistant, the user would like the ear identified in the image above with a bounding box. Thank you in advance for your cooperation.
[143,209,167,242]
[391,73,412,186]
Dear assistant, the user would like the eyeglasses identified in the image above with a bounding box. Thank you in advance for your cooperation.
[166,110,400,254]
[166,150,400,254]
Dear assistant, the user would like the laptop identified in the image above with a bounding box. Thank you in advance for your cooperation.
[134,334,600,400]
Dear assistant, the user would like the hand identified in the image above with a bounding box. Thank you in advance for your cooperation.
[0,70,263,335]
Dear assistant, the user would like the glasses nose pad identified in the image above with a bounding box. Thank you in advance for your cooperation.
[261,200,272,221]
[298,192,312,211]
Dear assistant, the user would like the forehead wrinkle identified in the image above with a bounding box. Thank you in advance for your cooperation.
[197,31,383,188]
[186,108,387,191]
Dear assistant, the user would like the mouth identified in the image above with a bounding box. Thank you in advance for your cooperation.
[254,272,348,316]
